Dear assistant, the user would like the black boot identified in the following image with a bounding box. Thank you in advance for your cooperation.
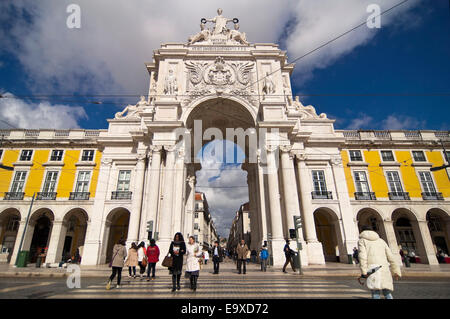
[171,275,176,292]
[176,274,181,290]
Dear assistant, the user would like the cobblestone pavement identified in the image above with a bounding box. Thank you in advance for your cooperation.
[0,261,449,299]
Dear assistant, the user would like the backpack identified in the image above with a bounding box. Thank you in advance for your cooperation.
[260,249,269,260]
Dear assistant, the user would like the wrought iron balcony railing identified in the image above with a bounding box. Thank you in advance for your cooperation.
[69,192,90,200]
[421,192,444,201]
[3,192,25,200]
[354,192,377,200]
[111,191,132,200]
[311,191,333,199]
[388,192,410,200]
[36,192,57,200]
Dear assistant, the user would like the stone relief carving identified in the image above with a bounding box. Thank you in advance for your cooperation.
[262,72,276,96]
[115,95,148,119]
[292,96,328,120]
[184,56,257,107]
[188,9,249,45]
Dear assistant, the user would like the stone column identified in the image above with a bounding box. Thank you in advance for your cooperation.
[10,220,35,265]
[172,148,185,234]
[82,158,113,265]
[246,168,258,251]
[383,219,402,266]
[330,156,358,258]
[249,165,262,248]
[127,153,147,246]
[145,146,162,239]
[416,220,439,265]
[45,221,68,264]
[157,145,176,258]
[184,174,196,237]
[265,145,285,266]
[257,158,268,243]
[296,155,324,264]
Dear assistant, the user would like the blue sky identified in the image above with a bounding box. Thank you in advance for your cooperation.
[0,0,449,237]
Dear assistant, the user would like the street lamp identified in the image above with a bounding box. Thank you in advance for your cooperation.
[14,192,36,267]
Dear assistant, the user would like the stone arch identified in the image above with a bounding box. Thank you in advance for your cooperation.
[426,208,450,258]
[0,208,21,263]
[61,208,89,262]
[27,208,55,263]
[356,207,388,242]
[313,207,344,262]
[104,207,130,263]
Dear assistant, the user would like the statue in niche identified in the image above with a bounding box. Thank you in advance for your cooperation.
[164,69,178,96]
[262,72,276,95]
[115,95,147,119]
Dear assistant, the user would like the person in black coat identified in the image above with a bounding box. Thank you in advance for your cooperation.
[169,232,186,292]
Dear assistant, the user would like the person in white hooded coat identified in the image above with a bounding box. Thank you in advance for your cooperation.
[186,236,203,291]
[358,226,401,299]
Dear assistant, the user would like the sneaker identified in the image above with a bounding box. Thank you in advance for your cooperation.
[116,285,120,289]
[106,280,111,290]
[151,277,155,280]
[147,278,150,282]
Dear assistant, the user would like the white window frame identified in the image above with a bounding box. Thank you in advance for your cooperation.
[411,150,426,162]
[41,170,60,193]
[19,149,33,161]
[0,149,4,162]
[311,170,328,193]
[385,170,405,193]
[50,150,64,161]
[81,149,95,162]
[9,171,28,193]
[116,170,131,191]
[353,170,371,193]
[349,150,363,162]
[417,171,437,194]
[74,170,92,193]
[380,150,395,162]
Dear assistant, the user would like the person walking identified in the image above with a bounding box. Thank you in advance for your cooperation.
[259,244,269,272]
[203,249,209,265]
[282,239,296,273]
[146,239,160,281]
[124,242,138,278]
[236,239,249,274]
[186,236,203,291]
[106,239,127,290]
[137,241,147,279]
[358,226,401,299]
[212,241,223,274]
[169,232,186,292]
[353,247,359,264]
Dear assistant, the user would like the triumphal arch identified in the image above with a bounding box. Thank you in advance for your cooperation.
[81,9,358,266]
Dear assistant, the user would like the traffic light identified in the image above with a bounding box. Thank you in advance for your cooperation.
[146,220,153,233]
[293,216,302,230]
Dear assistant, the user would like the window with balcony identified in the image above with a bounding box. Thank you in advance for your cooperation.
[38,171,58,200]
[354,171,376,200]
[419,171,442,200]
[194,212,198,218]
[386,171,409,200]
[50,150,64,161]
[412,151,426,162]
[349,150,363,161]
[311,170,332,199]
[112,170,132,200]
[20,150,33,161]
[70,171,91,200]
[81,150,95,161]
[381,150,394,162]
[6,171,27,200]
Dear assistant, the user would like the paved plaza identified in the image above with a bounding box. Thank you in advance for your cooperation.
[0,260,449,299]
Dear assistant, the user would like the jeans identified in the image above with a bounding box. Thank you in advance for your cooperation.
[147,263,156,278]
[109,267,122,285]
[261,259,267,271]
[283,256,295,272]
[371,289,393,299]
[213,256,220,273]
[237,259,246,273]
[128,266,136,276]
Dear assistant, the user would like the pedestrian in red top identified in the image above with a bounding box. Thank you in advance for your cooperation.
[146,239,160,281]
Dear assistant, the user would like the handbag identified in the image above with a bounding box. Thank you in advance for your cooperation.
[141,248,148,267]
[162,254,173,268]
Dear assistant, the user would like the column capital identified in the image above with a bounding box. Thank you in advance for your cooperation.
[164,145,177,153]
[294,152,307,161]
[264,144,279,153]
[101,158,113,167]
[150,145,163,152]
[136,153,147,162]
[279,145,292,153]
[330,156,342,166]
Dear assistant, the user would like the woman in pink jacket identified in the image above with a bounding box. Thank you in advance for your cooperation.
[146,239,160,281]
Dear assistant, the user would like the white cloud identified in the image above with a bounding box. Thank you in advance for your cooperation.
[346,113,374,129]
[0,92,87,129]
[1,0,421,95]
[381,114,425,130]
